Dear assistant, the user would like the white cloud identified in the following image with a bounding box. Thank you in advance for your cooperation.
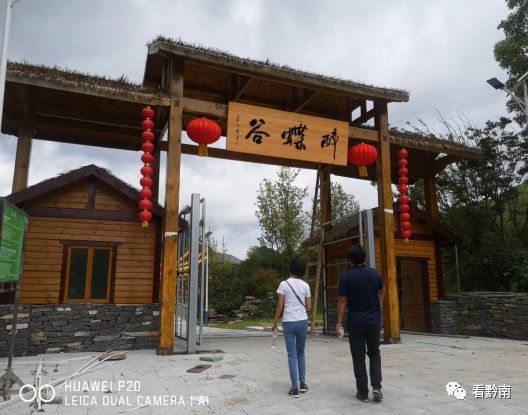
[0,0,512,258]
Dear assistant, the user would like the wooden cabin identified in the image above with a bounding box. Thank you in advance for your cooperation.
[321,205,459,333]
[3,165,163,305]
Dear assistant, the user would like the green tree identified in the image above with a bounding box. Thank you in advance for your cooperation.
[255,167,308,258]
[306,181,360,230]
[494,0,528,123]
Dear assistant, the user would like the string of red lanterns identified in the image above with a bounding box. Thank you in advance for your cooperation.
[398,148,411,242]
[139,107,155,228]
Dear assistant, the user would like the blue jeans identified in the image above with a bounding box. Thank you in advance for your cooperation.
[282,320,308,389]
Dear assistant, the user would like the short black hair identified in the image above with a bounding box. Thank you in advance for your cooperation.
[289,256,306,278]
[348,244,366,265]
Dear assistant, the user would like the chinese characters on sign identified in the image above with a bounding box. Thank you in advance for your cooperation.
[227,102,348,165]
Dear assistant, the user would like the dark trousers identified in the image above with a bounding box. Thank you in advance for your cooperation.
[348,324,382,396]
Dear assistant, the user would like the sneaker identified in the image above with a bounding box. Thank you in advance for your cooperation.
[289,388,300,398]
[356,392,369,402]
[300,382,308,393]
[372,389,383,402]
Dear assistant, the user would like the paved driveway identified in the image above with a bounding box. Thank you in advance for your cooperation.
[1,331,526,414]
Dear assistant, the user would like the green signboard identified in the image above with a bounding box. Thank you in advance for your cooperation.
[0,198,28,282]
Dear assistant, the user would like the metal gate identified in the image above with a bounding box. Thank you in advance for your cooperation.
[175,194,209,353]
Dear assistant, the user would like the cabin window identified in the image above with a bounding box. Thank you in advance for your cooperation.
[64,246,113,303]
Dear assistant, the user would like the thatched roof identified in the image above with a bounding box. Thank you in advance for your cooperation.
[147,36,409,103]
[6,61,167,101]
[388,128,484,159]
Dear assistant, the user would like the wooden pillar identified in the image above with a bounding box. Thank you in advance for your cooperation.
[158,58,184,355]
[151,132,163,204]
[12,105,34,193]
[424,174,445,300]
[310,167,331,336]
[424,174,439,220]
[375,101,401,344]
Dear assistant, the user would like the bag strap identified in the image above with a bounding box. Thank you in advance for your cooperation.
[285,280,306,309]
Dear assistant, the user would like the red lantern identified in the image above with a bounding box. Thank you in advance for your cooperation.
[399,204,410,213]
[398,158,408,168]
[139,199,153,211]
[141,119,155,131]
[401,221,412,230]
[141,141,154,154]
[141,153,155,165]
[138,210,153,228]
[401,229,412,241]
[398,167,408,176]
[139,187,153,200]
[398,176,409,185]
[347,143,378,177]
[140,176,153,188]
[141,130,155,142]
[399,184,409,195]
[142,107,155,119]
[398,148,409,159]
[187,118,222,157]
[400,212,411,222]
[400,195,410,204]
[141,165,154,177]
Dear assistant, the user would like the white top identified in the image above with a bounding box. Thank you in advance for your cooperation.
[277,277,311,322]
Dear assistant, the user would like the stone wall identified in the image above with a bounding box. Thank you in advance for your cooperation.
[0,304,159,357]
[431,292,528,340]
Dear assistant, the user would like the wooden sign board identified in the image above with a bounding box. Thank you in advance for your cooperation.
[227,102,349,165]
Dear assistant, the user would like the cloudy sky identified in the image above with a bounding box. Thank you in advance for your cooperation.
[0,0,511,259]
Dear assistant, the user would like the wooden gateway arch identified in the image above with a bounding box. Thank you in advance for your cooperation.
[1,38,483,353]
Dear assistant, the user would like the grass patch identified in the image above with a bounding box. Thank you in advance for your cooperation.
[208,319,273,330]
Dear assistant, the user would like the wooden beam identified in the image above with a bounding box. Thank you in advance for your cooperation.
[158,57,184,355]
[433,154,459,174]
[293,89,320,112]
[348,125,379,142]
[351,107,376,127]
[231,75,253,101]
[375,101,400,344]
[182,97,227,118]
[12,104,34,193]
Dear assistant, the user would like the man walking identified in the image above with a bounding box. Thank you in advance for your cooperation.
[336,244,385,403]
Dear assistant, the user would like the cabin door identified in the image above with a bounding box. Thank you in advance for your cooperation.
[396,258,432,332]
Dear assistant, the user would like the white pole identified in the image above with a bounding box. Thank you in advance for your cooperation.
[0,0,13,131]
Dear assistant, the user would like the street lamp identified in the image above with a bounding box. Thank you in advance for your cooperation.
[487,71,528,120]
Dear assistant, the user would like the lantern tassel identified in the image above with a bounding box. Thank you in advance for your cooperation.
[198,144,208,157]
[142,221,149,228]
[358,166,367,177]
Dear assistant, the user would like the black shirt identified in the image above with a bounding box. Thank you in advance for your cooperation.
[338,264,384,327]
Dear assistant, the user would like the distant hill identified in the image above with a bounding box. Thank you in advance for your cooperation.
[210,252,242,265]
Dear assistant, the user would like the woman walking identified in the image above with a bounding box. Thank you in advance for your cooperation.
[272,257,312,398]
